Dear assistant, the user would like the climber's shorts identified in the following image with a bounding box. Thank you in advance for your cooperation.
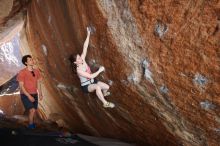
[81,79,98,93]
[20,94,38,110]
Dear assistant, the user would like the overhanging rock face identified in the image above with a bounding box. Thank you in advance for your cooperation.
[0,0,220,145]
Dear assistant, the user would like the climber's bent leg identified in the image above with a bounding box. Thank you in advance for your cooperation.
[97,81,110,97]
[88,84,108,105]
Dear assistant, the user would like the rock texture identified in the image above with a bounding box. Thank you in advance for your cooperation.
[0,0,29,86]
[0,36,23,84]
[0,0,29,117]
[0,0,219,146]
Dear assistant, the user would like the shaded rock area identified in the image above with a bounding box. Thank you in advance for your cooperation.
[0,75,22,116]
[0,0,219,146]
[0,115,134,146]
[0,75,19,95]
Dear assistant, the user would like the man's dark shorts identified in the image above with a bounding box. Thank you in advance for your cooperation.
[20,94,38,110]
[81,79,98,93]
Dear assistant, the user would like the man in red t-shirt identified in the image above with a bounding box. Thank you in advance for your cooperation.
[17,55,43,129]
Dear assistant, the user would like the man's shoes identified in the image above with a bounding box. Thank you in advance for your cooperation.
[28,123,36,129]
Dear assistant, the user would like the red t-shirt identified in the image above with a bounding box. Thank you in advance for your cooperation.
[17,68,41,94]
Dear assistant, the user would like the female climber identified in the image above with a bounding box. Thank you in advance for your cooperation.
[71,27,115,108]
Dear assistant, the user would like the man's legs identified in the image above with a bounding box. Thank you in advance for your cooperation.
[28,108,36,125]
[21,94,38,129]
[28,94,38,128]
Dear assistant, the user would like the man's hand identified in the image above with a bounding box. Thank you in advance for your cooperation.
[28,95,35,102]
[39,94,43,101]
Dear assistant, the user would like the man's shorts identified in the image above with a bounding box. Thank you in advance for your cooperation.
[81,79,98,93]
[20,94,38,110]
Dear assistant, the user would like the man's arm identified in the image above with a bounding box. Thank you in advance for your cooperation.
[19,82,35,102]
[37,79,43,100]
[81,27,91,60]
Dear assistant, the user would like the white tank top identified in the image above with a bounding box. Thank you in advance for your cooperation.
[78,64,94,86]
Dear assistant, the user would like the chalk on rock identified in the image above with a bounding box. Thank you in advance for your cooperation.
[200,100,216,110]
[41,44,47,56]
[193,73,208,87]
[160,85,169,94]
[142,59,154,83]
[154,20,168,38]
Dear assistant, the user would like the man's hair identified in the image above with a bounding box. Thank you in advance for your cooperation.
[22,55,32,66]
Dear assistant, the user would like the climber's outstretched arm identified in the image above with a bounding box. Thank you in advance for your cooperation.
[81,27,91,60]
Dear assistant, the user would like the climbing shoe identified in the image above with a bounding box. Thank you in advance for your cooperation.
[103,102,115,108]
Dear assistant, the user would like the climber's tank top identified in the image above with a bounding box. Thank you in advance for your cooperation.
[78,63,94,86]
